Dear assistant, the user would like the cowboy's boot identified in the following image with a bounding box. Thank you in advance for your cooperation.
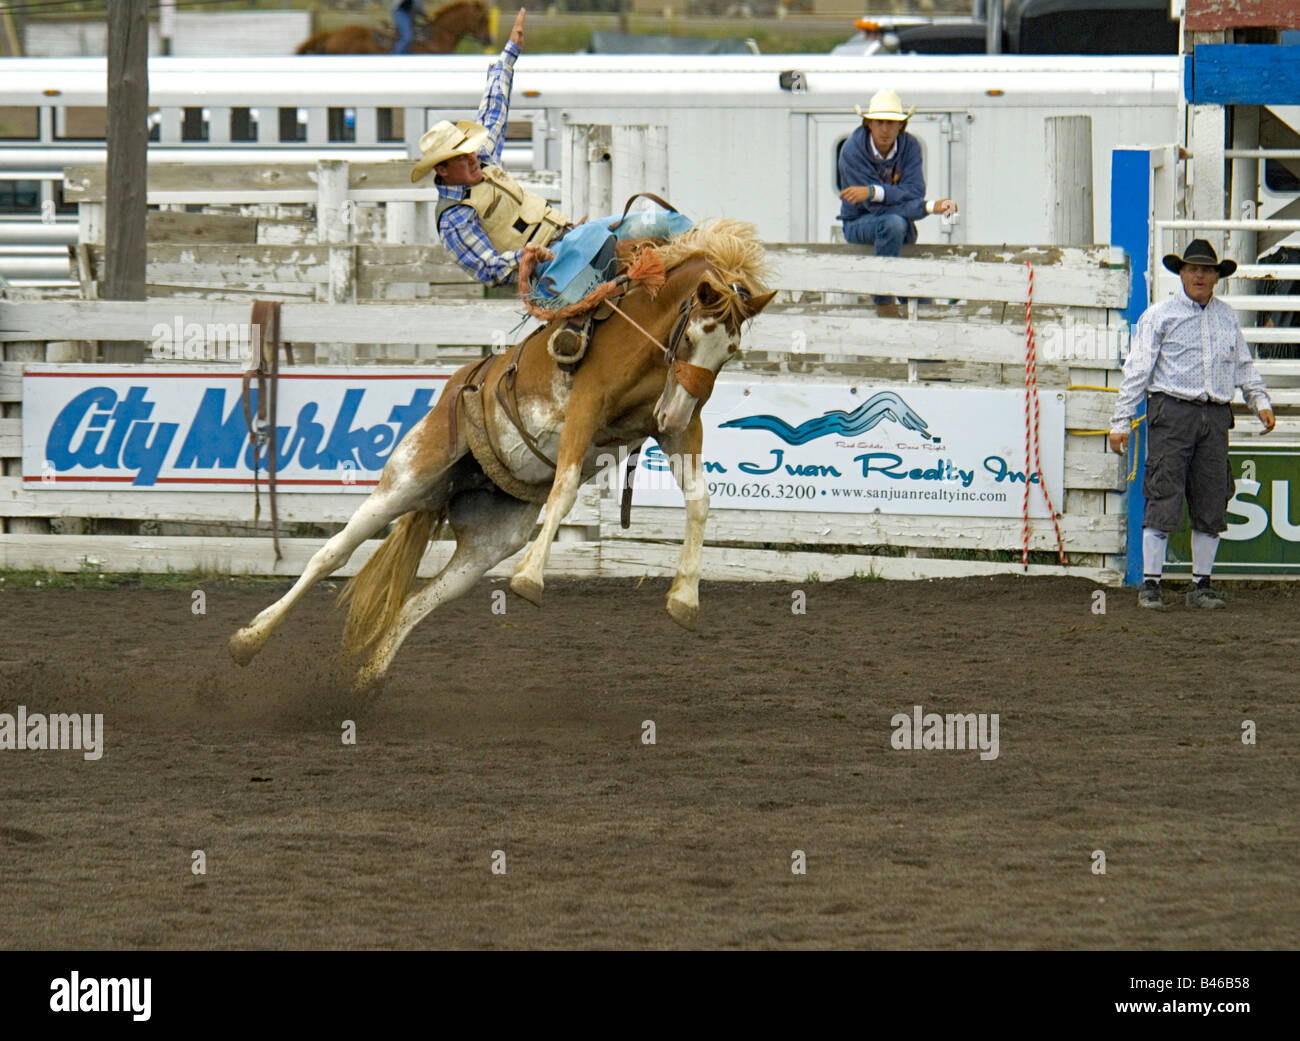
[875,301,903,319]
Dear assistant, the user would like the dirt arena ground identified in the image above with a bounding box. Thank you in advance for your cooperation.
[0,574,1295,949]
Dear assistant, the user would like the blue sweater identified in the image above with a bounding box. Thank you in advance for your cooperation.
[838,127,929,233]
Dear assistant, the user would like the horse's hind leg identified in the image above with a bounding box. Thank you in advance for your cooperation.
[354,487,539,690]
[229,414,460,665]
[228,478,429,666]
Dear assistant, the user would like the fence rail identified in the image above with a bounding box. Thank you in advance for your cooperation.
[1154,217,1300,353]
[0,240,1159,585]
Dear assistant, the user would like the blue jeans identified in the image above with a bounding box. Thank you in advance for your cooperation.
[843,212,910,305]
[393,6,414,54]
[530,207,695,308]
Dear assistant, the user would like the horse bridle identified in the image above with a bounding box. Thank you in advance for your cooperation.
[615,279,751,407]
[616,280,748,529]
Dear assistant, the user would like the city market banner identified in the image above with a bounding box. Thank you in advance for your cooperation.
[22,365,455,490]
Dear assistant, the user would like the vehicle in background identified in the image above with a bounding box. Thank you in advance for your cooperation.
[831,1,1177,57]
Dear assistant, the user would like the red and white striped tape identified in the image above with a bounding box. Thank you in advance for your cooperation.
[1023,261,1067,569]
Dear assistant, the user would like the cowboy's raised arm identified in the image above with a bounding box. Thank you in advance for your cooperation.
[476,8,526,166]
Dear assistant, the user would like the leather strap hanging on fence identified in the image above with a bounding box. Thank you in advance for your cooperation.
[242,300,294,561]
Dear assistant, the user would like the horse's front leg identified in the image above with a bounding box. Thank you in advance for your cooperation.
[658,415,708,630]
[509,412,598,607]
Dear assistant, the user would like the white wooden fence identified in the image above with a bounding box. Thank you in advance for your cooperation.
[1,235,1167,584]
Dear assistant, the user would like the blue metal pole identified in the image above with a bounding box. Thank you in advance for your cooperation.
[1109,148,1154,587]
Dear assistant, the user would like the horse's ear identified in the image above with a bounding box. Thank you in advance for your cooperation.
[696,279,723,309]
[742,290,777,318]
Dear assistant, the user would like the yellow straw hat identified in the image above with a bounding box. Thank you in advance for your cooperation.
[411,120,490,183]
[854,88,916,122]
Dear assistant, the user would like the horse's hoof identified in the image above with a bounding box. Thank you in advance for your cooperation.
[510,574,544,607]
[228,629,262,666]
[666,596,698,630]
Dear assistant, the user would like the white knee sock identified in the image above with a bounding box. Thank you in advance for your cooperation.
[1142,527,1168,581]
[1191,530,1220,581]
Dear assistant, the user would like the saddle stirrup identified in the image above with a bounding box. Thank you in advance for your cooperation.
[547,317,591,366]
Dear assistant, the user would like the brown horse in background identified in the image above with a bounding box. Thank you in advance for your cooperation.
[229,220,774,690]
[296,0,492,55]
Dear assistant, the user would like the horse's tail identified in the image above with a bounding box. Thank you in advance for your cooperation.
[338,507,440,659]
[296,32,331,54]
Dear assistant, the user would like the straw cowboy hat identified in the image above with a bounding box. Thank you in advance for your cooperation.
[854,88,916,123]
[1162,238,1237,278]
[410,120,490,183]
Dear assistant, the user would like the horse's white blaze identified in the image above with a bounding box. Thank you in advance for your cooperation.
[655,318,737,435]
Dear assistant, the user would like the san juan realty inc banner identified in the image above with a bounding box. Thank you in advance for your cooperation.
[22,367,1064,518]
[629,381,1064,518]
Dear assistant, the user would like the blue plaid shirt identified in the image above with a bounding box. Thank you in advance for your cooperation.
[436,41,523,285]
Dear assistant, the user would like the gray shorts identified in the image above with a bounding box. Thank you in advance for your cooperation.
[1142,392,1235,534]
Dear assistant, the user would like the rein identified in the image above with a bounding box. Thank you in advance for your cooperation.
[604,293,693,360]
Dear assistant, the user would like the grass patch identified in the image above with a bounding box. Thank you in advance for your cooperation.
[0,568,297,591]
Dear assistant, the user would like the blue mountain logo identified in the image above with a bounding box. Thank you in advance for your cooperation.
[719,391,936,444]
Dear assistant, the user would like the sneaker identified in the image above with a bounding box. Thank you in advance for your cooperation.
[1137,580,1167,610]
[1186,581,1226,609]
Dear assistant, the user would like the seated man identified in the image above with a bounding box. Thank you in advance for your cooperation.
[412,8,688,358]
[392,0,426,55]
[837,88,958,318]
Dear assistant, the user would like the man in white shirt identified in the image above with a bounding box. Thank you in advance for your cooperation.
[1109,239,1276,609]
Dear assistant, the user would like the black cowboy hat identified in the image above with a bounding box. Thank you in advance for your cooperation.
[1162,238,1237,278]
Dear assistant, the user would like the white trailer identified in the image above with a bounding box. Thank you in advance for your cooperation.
[0,53,1184,251]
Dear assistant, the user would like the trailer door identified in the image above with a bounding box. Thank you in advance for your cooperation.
[808,111,965,245]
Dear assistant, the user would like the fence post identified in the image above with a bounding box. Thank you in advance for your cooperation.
[608,124,671,211]
[1045,115,1094,246]
[1227,104,1259,299]
[317,159,356,364]
[562,124,612,219]
[103,0,148,364]
[3,342,50,535]
[1189,103,1227,257]
[385,200,419,310]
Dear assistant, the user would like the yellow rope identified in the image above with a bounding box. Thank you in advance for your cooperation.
[1066,384,1118,392]
[1125,414,1144,482]
[1066,414,1146,482]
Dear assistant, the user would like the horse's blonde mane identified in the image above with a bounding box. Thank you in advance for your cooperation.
[635,218,771,329]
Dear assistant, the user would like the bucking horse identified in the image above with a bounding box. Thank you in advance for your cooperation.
[229,219,774,689]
